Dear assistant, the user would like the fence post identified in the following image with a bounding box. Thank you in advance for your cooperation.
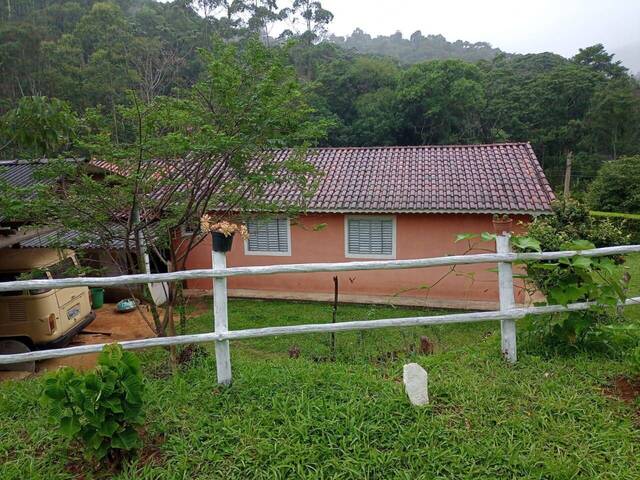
[496,234,517,363]
[212,250,232,385]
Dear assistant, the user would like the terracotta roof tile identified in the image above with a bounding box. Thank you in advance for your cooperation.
[90,143,554,215]
[269,143,554,214]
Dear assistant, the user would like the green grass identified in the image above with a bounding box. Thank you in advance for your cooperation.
[1,259,640,479]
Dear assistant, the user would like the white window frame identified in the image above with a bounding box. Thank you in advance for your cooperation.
[180,221,198,237]
[344,215,397,259]
[244,218,292,257]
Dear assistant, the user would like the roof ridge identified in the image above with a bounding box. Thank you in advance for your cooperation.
[301,142,532,151]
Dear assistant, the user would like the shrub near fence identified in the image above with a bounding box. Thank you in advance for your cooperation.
[1,235,640,385]
[591,211,640,244]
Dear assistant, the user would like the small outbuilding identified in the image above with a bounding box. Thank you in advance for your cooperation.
[183,143,554,309]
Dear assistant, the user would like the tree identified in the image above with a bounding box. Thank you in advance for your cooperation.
[246,0,290,44]
[583,78,640,160]
[351,88,400,146]
[588,156,640,213]
[290,0,333,45]
[573,44,627,79]
[311,55,399,144]
[329,29,504,64]
[396,60,486,144]
[0,96,79,158]
[129,37,186,102]
[11,40,330,363]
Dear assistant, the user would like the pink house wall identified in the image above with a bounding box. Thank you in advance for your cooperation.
[182,213,529,309]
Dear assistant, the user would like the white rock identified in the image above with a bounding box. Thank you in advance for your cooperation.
[403,363,429,406]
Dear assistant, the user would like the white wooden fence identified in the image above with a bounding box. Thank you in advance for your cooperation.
[1,235,640,385]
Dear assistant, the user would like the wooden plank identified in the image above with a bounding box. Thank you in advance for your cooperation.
[213,250,232,385]
[1,244,639,293]
[496,234,517,363]
[1,296,639,365]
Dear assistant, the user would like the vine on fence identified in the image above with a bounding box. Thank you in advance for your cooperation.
[451,232,632,350]
[513,237,630,349]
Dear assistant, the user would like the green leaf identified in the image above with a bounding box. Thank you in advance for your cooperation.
[99,419,119,437]
[480,232,496,242]
[571,256,592,270]
[512,236,541,252]
[60,416,81,437]
[43,385,65,401]
[455,233,478,243]
[565,239,595,251]
[114,428,141,451]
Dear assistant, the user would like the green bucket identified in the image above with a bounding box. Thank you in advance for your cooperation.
[90,287,105,309]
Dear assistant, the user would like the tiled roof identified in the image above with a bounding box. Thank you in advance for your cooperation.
[267,143,554,214]
[90,143,554,215]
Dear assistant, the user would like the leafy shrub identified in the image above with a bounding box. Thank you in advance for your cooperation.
[588,155,640,213]
[514,201,631,350]
[590,211,640,244]
[41,344,145,463]
[527,199,630,253]
[524,200,630,304]
[515,237,629,350]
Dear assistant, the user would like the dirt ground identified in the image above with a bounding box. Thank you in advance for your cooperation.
[1,303,158,381]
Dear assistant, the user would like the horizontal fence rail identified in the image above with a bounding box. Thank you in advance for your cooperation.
[1,244,639,293]
[1,297,639,366]
[2,238,640,383]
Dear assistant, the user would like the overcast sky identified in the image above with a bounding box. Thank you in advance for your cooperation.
[316,0,640,57]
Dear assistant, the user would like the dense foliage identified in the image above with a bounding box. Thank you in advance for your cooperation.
[41,344,145,463]
[588,156,640,213]
[517,237,628,349]
[1,1,639,190]
[3,39,328,349]
[526,200,630,252]
[328,29,504,64]
[514,200,632,350]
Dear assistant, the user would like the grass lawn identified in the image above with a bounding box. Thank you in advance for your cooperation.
[1,258,640,478]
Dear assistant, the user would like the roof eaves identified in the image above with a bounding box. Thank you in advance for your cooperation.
[303,208,552,215]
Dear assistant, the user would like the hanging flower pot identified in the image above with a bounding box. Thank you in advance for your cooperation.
[200,215,249,253]
[492,214,513,234]
[212,231,234,252]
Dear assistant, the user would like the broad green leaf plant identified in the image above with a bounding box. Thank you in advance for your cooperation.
[41,344,145,464]
[455,233,630,350]
[512,236,629,349]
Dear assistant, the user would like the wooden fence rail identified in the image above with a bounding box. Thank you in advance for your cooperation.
[1,236,640,385]
[1,244,639,293]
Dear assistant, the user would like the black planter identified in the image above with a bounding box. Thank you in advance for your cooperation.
[212,231,234,252]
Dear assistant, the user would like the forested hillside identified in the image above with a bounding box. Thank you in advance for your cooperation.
[328,29,505,64]
[1,0,639,189]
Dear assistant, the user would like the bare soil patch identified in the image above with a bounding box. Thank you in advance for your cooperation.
[37,303,157,373]
[605,375,640,404]
[1,304,156,382]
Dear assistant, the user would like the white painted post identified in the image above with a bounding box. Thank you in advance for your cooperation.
[496,234,517,363]
[212,250,232,385]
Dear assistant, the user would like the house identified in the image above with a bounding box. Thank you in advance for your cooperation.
[0,159,167,304]
[181,143,555,310]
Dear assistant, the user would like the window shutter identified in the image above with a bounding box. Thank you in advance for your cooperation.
[247,219,289,253]
[347,218,393,256]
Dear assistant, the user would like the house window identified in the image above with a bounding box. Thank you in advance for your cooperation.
[180,219,199,237]
[345,216,396,259]
[245,218,291,256]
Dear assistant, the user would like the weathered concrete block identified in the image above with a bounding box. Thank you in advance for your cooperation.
[403,363,429,406]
